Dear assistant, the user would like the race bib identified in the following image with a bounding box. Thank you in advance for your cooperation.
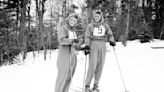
[93,25,106,36]
[68,30,77,39]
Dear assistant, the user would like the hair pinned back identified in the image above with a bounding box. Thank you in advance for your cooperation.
[59,13,79,27]
[67,13,79,20]
[64,13,80,28]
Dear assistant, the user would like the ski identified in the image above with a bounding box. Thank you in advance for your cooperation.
[71,87,95,92]
[151,46,164,49]
[70,87,84,92]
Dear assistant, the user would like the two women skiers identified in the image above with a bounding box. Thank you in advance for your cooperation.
[83,10,116,92]
[55,10,116,92]
[55,13,81,92]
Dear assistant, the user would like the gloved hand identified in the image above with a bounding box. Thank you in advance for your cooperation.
[80,45,90,55]
[72,39,79,43]
[84,49,90,55]
[109,41,116,46]
[80,45,90,50]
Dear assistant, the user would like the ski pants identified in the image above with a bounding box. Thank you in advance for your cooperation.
[55,46,77,92]
[85,40,106,86]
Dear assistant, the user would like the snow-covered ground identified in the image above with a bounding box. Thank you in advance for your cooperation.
[0,40,164,92]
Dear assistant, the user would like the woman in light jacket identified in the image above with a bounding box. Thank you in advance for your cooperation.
[55,13,80,92]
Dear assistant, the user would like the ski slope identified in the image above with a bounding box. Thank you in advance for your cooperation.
[0,40,164,92]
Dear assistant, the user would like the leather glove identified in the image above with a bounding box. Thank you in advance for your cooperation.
[80,45,90,55]
[84,49,90,55]
[73,39,79,43]
[109,41,116,46]
[80,45,90,51]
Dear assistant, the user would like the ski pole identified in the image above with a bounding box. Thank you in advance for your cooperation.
[83,54,88,92]
[72,53,88,92]
[113,47,129,92]
[69,46,73,92]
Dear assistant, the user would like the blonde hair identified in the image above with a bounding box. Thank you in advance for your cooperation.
[66,13,79,20]
[59,13,79,27]
[66,13,79,27]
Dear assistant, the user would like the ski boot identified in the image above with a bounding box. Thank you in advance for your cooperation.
[92,84,100,92]
[85,85,92,92]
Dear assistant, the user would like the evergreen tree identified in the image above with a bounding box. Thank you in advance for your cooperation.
[0,0,21,65]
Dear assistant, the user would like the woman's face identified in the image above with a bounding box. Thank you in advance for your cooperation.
[68,17,78,27]
[93,13,102,23]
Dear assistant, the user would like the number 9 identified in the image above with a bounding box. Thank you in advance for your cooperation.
[98,27,102,34]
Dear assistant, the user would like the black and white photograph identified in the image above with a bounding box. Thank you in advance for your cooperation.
[0,0,164,92]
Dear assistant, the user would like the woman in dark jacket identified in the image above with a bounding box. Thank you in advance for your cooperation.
[84,10,116,92]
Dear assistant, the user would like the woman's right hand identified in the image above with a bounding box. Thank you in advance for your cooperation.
[80,45,90,55]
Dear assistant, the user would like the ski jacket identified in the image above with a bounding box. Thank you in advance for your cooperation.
[85,10,115,46]
[58,13,79,46]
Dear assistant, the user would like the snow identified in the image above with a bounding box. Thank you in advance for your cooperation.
[0,40,164,92]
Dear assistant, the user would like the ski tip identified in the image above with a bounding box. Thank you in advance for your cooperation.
[124,90,130,92]
[151,46,164,49]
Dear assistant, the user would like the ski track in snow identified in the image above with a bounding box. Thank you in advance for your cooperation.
[0,40,164,92]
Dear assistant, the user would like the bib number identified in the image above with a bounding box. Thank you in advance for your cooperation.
[93,26,105,36]
[68,30,77,39]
